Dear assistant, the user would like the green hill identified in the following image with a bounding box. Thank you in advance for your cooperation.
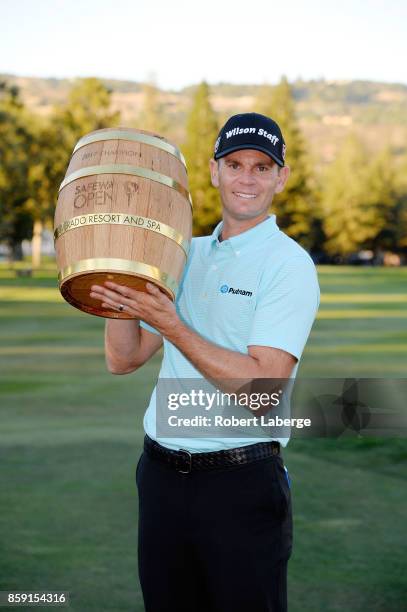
[2,74,407,164]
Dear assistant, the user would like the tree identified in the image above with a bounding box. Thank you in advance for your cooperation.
[321,134,395,258]
[56,77,120,149]
[27,78,121,266]
[0,82,33,260]
[389,151,407,255]
[366,147,400,255]
[183,82,221,236]
[137,81,168,134]
[254,78,316,250]
[25,117,67,267]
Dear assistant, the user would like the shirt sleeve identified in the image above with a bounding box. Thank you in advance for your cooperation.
[140,320,162,336]
[247,256,320,361]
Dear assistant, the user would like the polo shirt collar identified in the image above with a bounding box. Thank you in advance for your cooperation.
[210,215,279,254]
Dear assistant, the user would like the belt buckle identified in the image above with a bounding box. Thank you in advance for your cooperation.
[177,448,192,474]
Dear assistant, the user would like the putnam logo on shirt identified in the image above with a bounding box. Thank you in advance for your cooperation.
[220,284,253,297]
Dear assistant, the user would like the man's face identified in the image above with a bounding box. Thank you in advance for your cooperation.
[210,149,289,223]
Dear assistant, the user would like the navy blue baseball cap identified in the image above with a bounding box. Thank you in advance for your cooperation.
[214,112,286,167]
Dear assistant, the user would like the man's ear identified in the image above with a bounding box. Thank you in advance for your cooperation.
[209,159,220,188]
[275,165,290,193]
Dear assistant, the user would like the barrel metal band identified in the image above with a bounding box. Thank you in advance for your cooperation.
[59,165,193,208]
[58,258,178,297]
[54,213,190,258]
[73,130,187,167]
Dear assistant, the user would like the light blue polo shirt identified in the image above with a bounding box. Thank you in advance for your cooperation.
[140,214,320,452]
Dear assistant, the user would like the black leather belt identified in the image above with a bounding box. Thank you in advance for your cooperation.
[144,435,280,474]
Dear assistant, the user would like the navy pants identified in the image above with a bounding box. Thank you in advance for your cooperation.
[136,449,293,612]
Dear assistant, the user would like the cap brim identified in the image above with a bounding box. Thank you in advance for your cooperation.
[214,144,284,167]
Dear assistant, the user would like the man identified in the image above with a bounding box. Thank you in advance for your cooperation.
[90,112,320,612]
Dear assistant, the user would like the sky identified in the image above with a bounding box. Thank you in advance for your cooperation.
[1,0,406,89]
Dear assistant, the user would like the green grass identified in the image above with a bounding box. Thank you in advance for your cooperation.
[0,265,406,611]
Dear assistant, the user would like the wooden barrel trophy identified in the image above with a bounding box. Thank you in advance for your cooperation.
[54,128,192,318]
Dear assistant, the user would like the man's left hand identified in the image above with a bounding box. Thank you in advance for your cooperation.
[90,281,180,335]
